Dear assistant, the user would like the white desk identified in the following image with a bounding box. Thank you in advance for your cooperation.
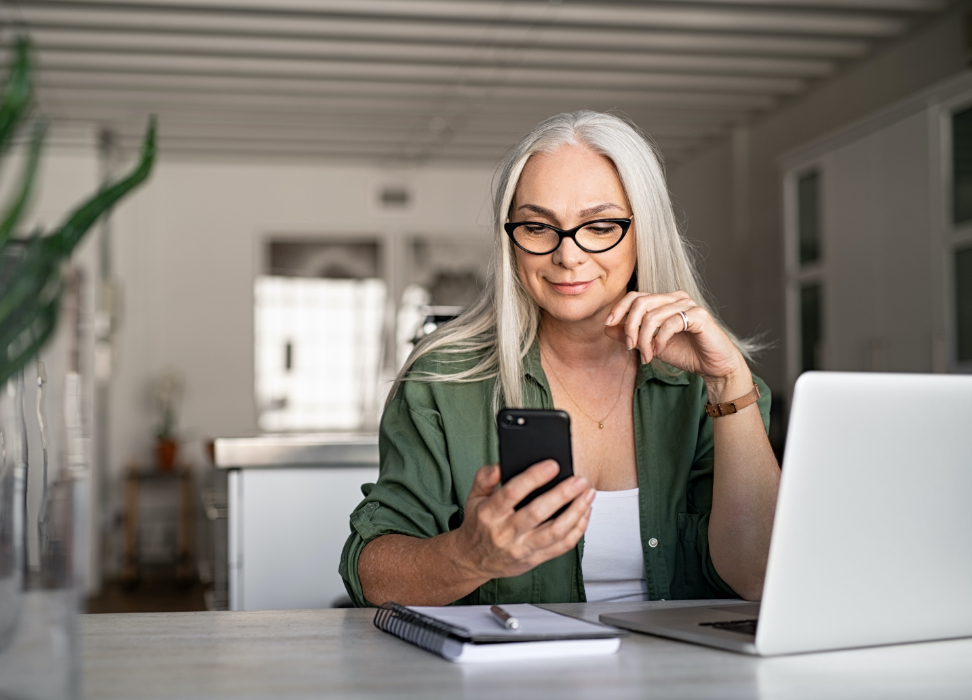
[83,601,972,700]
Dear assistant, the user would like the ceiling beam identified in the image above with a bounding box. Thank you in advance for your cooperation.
[13,29,840,78]
[18,0,912,37]
[3,11,874,58]
[31,70,780,109]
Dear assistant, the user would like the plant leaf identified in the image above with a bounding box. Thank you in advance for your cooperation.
[0,36,32,162]
[0,121,45,249]
[51,115,156,255]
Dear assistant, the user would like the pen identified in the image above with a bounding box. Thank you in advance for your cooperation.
[490,605,521,631]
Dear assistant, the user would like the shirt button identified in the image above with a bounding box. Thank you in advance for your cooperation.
[648,537,658,548]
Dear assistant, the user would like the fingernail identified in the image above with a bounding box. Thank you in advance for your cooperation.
[584,488,596,503]
[605,313,614,325]
[571,477,588,493]
[641,352,647,364]
[626,336,635,349]
[545,460,559,473]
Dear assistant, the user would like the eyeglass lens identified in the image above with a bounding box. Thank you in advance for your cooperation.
[512,221,625,254]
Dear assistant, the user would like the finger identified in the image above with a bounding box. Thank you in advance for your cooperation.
[635,299,695,362]
[605,291,685,346]
[622,295,654,350]
[515,474,589,526]
[528,487,595,554]
[604,291,646,327]
[604,289,689,326]
[622,292,692,349]
[493,460,560,511]
[654,305,702,356]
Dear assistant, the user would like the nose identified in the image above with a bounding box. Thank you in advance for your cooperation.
[551,235,587,268]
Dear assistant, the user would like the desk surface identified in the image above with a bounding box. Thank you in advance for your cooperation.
[83,600,972,700]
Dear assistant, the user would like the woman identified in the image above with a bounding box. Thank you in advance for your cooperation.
[339,111,780,607]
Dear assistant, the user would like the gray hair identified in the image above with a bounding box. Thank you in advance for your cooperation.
[391,110,757,409]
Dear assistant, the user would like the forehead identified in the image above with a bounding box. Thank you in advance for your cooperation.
[514,143,627,208]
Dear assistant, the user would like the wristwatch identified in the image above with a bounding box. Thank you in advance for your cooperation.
[705,383,760,418]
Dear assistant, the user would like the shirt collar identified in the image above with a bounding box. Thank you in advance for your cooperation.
[523,337,690,390]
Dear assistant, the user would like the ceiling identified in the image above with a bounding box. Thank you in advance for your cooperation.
[0,0,956,167]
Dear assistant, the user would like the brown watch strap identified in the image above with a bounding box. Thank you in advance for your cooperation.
[705,382,760,418]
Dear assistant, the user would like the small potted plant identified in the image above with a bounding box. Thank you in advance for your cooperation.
[153,367,185,471]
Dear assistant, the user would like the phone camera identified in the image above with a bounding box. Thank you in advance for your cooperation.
[503,414,514,425]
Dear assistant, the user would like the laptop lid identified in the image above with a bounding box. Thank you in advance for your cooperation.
[756,372,972,655]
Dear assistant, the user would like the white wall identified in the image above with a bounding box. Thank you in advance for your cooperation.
[100,157,494,536]
[668,4,970,400]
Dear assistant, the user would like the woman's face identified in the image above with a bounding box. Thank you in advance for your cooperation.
[510,143,636,326]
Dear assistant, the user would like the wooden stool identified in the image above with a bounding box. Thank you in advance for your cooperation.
[121,464,195,585]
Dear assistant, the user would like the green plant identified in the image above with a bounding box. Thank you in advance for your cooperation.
[153,367,184,441]
[0,37,156,386]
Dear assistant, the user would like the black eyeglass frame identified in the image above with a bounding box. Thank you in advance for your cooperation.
[503,217,633,255]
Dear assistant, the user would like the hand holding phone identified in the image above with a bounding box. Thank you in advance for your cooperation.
[448,413,592,583]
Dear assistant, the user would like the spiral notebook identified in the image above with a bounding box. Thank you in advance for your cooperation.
[373,602,625,663]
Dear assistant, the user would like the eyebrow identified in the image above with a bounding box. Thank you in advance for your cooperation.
[516,203,626,220]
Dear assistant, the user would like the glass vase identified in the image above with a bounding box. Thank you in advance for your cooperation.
[0,368,86,700]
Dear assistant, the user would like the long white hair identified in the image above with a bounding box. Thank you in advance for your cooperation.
[391,110,757,409]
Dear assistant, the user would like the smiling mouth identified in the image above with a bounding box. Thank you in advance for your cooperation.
[549,280,594,295]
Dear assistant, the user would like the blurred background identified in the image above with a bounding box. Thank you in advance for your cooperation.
[0,0,969,613]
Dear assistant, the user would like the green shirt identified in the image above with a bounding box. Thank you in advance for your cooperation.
[339,341,771,607]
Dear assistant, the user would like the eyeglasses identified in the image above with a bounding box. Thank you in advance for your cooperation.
[504,217,632,255]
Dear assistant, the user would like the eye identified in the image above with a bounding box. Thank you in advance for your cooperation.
[584,224,620,236]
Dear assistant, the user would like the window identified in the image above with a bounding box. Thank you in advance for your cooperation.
[956,245,972,363]
[799,283,823,372]
[254,240,386,431]
[952,106,972,225]
[787,166,825,384]
[949,104,972,369]
[797,170,822,265]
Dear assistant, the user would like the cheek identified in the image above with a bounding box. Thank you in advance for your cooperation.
[514,249,539,286]
[615,235,638,280]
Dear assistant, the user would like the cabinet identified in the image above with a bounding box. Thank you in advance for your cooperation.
[215,435,378,610]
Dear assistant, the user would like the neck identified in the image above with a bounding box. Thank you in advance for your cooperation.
[538,310,630,368]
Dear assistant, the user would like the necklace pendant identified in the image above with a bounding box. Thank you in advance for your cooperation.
[598,422,604,429]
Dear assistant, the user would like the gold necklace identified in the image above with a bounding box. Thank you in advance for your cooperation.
[540,347,632,429]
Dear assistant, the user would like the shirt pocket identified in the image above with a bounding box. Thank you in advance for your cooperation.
[674,512,707,599]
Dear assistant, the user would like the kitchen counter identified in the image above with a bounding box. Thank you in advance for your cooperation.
[213,433,378,468]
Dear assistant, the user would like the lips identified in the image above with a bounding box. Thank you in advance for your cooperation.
[548,280,594,295]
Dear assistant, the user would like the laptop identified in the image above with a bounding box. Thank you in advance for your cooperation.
[601,371,972,656]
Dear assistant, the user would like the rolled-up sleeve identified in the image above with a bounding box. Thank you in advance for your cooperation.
[339,378,459,607]
[684,374,772,598]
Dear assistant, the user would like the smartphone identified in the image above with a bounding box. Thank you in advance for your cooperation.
[497,408,574,516]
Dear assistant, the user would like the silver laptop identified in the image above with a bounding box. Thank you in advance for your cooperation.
[601,371,972,656]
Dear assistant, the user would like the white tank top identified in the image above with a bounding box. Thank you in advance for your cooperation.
[581,488,648,603]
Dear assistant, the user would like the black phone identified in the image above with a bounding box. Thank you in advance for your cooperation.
[497,408,574,515]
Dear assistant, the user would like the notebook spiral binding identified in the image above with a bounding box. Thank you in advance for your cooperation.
[374,602,470,657]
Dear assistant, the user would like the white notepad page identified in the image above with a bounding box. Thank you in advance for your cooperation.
[406,604,622,663]
[408,604,606,638]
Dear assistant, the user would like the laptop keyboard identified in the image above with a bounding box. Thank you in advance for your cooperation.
[699,619,758,636]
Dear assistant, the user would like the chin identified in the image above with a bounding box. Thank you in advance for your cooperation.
[539,297,603,323]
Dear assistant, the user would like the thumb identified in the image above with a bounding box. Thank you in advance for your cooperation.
[469,463,501,499]
[604,323,628,345]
